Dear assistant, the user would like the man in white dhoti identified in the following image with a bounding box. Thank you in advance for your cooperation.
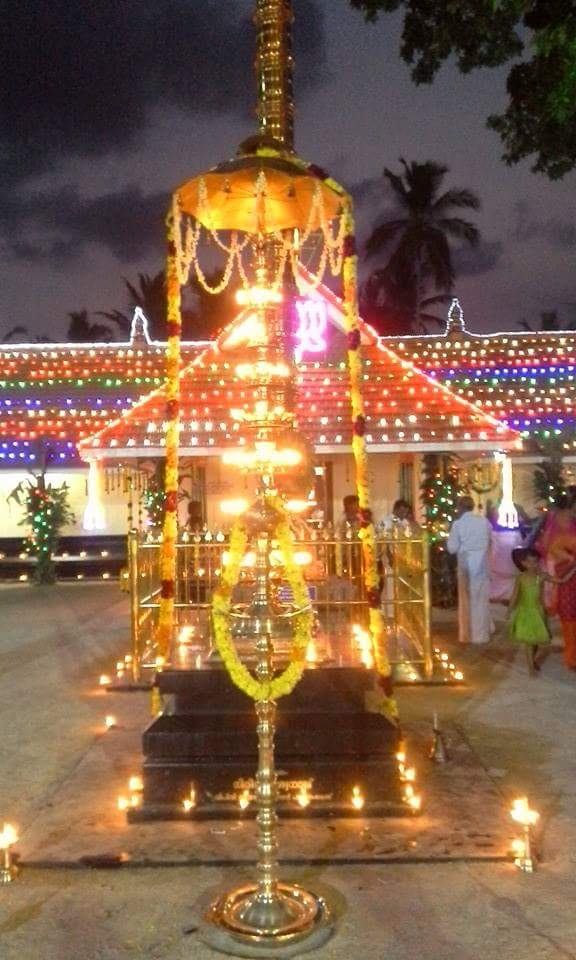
[447,496,492,645]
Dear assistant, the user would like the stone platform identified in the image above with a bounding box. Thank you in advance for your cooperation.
[17,689,513,867]
[132,666,406,819]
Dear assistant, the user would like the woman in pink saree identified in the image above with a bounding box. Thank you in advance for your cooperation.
[537,494,576,669]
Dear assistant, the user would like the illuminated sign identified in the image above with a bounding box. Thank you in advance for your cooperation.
[294,299,328,363]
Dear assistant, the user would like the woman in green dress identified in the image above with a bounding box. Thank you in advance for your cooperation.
[509,548,575,675]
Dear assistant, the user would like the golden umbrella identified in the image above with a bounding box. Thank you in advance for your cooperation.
[175,147,344,235]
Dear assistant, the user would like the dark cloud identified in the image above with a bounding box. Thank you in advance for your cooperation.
[452,240,504,276]
[0,1,325,266]
[0,0,325,188]
[511,201,576,248]
[0,187,167,264]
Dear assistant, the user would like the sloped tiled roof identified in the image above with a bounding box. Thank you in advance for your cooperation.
[79,305,520,458]
[384,327,576,446]
[0,311,207,466]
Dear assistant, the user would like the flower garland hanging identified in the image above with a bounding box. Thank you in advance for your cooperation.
[338,191,398,724]
[156,198,183,666]
[212,498,313,701]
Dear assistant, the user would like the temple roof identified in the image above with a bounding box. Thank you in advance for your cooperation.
[78,303,519,459]
[384,316,576,447]
[0,310,207,466]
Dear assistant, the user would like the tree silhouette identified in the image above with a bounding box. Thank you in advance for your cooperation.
[518,309,576,333]
[103,269,238,341]
[66,310,115,342]
[349,0,576,179]
[1,325,28,342]
[364,159,480,334]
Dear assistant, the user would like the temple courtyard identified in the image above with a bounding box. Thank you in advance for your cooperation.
[1,582,576,959]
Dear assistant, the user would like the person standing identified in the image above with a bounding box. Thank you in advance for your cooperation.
[377,499,420,537]
[509,548,552,675]
[535,493,576,668]
[447,496,492,645]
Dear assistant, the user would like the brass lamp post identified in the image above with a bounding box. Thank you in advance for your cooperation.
[202,513,331,954]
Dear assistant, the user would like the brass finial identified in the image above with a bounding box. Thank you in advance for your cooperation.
[254,0,295,151]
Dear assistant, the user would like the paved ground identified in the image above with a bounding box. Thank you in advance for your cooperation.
[1,583,576,959]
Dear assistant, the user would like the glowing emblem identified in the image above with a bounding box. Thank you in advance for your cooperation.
[294,300,327,363]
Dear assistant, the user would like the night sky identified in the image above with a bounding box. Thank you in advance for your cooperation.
[1,0,575,341]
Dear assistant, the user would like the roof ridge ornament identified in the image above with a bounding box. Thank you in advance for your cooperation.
[129,307,151,346]
[446,297,465,336]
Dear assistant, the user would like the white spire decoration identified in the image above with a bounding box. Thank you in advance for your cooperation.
[129,307,151,345]
[495,451,519,529]
[83,459,106,531]
[446,297,465,334]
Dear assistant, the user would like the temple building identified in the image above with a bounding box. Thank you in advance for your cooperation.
[2,290,575,557]
[77,287,519,530]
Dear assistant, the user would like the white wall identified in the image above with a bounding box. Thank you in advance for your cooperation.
[0,468,129,538]
[331,452,413,525]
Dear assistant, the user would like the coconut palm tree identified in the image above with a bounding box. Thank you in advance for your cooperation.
[364,159,480,333]
[102,268,238,341]
[1,325,28,342]
[66,310,115,342]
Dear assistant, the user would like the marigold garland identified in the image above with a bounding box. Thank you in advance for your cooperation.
[212,498,313,701]
[340,196,399,724]
[156,197,183,663]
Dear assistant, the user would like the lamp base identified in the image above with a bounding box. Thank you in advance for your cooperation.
[199,883,333,958]
[0,864,18,884]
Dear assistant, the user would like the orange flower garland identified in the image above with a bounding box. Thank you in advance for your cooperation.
[339,195,398,724]
[156,198,182,665]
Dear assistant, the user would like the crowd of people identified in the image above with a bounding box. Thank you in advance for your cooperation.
[340,490,576,677]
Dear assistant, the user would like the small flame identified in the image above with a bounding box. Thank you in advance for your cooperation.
[105,715,116,730]
[128,776,143,792]
[511,838,526,857]
[305,639,319,664]
[511,797,539,827]
[0,824,18,849]
[99,674,111,687]
[238,789,251,811]
[296,788,311,808]
[352,624,374,669]
[351,785,365,810]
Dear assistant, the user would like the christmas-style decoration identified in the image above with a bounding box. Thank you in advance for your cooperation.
[8,474,75,584]
[420,453,462,541]
[420,453,463,606]
[533,434,566,506]
[143,479,167,528]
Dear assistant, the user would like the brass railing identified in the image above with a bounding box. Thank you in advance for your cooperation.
[127,526,432,679]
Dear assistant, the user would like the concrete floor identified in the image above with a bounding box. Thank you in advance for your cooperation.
[1,583,576,959]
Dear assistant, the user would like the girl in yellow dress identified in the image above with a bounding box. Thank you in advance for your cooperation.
[509,548,575,676]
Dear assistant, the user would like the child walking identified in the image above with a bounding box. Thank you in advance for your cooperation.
[509,548,575,675]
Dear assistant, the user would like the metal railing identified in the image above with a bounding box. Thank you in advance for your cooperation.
[127,526,432,679]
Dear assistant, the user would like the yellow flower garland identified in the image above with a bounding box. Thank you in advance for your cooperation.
[212,499,313,701]
[156,198,183,666]
[340,197,399,724]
